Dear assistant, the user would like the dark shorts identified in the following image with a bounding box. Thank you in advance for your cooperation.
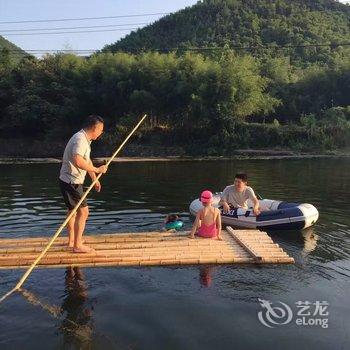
[59,179,88,210]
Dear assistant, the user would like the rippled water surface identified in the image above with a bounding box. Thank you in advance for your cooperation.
[0,159,349,350]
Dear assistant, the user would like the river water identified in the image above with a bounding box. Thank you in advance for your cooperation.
[0,158,349,350]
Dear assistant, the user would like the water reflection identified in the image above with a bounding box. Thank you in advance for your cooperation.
[17,267,128,349]
[199,266,216,287]
[60,267,94,348]
[19,267,95,348]
[301,228,319,256]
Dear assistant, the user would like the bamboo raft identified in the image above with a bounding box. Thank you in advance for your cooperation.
[0,227,294,269]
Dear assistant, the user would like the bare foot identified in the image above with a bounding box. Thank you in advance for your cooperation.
[73,245,96,254]
[67,239,85,248]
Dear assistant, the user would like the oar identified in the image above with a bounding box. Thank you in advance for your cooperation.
[0,114,147,304]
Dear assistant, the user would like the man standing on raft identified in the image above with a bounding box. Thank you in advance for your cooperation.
[59,115,107,253]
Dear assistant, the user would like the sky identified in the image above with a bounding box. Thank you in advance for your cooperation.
[0,0,349,56]
[0,0,197,55]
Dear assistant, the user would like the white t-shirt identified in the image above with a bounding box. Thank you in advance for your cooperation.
[59,129,91,184]
[221,185,256,208]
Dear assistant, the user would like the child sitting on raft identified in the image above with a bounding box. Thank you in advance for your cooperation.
[190,190,222,240]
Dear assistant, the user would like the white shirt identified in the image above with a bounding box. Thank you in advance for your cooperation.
[221,185,256,208]
[59,129,91,184]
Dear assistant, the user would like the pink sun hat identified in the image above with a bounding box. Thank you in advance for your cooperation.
[200,190,213,203]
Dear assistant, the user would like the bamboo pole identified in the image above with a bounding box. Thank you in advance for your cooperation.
[0,239,280,253]
[0,248,243,262]
[0,114,147,304]
[0,246,288,260]
[0,254,241,267]
[0,231,187,244]
[0,238,230,250]
[0,237,192,249]
[0,233,190,246]
[19,288,62,318]
[3,229,283,247]
[0,255,294,270]
[0,244,245,255]
[226,226,264,262]
[0,250,292,267]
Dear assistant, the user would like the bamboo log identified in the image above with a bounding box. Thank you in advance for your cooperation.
[0,247,251,263]
[0,236,228,247]
[0,247,287,261]
[0,244,246,255]
[0,254,244,267]
[1,243,290,257]
[0,242,233,255]
[0,252,291,268]
[0,245,252,256]
[0,232,281,248]
[0,235,190,247]
[0,248,246,262]
[0,256,294,270]
[0,232,188,245]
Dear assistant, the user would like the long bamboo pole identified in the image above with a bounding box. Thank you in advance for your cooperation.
[0,114,147,303]
[0,255,295,270]
[226,226,263,262]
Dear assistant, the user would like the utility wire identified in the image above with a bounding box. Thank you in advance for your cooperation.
[0,13,169,24]
[0,22,150,32]
[2,28,139,35]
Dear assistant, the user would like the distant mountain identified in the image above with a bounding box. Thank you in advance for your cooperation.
[0,35,27,62]
[104,0,350,66]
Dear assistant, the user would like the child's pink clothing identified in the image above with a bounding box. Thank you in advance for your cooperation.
[197,210,217,238]
[197,222,217,238]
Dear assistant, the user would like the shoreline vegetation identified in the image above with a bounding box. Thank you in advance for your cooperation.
[1,50,349,156]
[1,149,349,164]
[1,132,350,164]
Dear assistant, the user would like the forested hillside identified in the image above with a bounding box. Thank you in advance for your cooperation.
[0,36,27,63]
[105,0,350,67]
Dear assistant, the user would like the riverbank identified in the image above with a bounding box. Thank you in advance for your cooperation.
[1,149,350,164]
[1,137,350,163]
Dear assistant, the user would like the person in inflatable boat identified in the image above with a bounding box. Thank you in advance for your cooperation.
[219,173,261,216]
[190,190,222,240]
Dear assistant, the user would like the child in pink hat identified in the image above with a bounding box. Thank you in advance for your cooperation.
[190,190,222,240]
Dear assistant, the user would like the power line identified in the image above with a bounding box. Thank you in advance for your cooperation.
[0,22,149,32]
[0,13,169,24]
[8,49,98,52]
[2,28,139,36]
